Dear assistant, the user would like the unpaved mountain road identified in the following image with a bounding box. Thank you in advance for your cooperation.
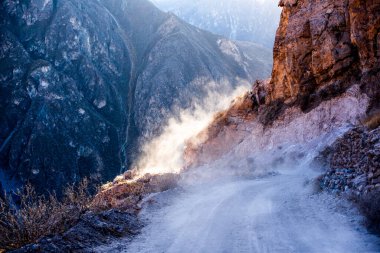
[99,169,380,253]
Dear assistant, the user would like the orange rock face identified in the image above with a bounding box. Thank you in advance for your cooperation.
[269,0,380,109]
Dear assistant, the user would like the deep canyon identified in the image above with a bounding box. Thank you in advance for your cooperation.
[1,0,380,252]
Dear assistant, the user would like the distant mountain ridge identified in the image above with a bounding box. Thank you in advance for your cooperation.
[0,0,272,193]
[151,0,281,48]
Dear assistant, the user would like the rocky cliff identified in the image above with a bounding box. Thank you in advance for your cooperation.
[183,0,380,233]
[267,0,380,211]
[269,0,380,112]
[185,0,380,169]
[0,0,272,194]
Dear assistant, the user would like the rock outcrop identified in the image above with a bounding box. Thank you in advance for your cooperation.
[0,0,272,194]
[93,172,179,212]
[184,0,380,168]
[269,0,380,198]
[269,0,380,111]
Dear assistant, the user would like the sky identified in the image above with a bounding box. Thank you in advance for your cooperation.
[151,0,281,48]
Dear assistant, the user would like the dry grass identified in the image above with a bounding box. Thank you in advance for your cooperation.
[0,172,179,251]
[362,110,380,129]
[0,179,92,251]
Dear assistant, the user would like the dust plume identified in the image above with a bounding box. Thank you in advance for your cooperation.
[133,84,249,177]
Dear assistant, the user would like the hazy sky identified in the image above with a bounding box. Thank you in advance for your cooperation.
[151,0,281,47]
[153,0,272,5]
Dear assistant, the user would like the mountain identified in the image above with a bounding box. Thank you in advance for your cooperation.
[151,0,282,48]
[3,0,380,252]
[0,0,272,194]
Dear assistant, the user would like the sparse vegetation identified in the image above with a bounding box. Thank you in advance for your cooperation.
[362,110,380,129]
[0,179,92,251]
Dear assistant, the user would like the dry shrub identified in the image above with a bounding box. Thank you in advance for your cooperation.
[0,179,92,251]
[362,110,380,129]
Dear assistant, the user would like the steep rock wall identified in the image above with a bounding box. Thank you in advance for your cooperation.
[269,0,380,110]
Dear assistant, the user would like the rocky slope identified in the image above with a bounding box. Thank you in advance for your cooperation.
[183,0,380,235]
[184,84,370,168]
[319,125,380,196]
[0,0,272,194]
[185,0,380,190]
[151,0,281,48]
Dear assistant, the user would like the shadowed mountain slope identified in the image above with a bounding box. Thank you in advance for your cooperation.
[0,0,272,193]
